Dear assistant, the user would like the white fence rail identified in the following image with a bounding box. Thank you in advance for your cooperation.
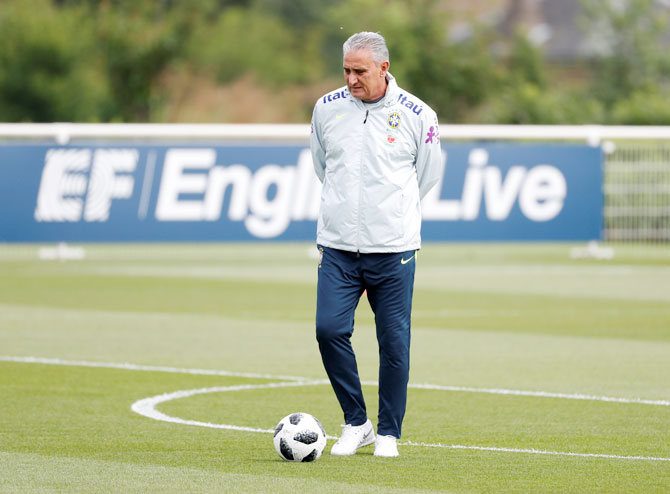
[2,123,670,144]
[2,123,669,243]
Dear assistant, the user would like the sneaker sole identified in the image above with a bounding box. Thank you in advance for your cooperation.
[373,449,399,457]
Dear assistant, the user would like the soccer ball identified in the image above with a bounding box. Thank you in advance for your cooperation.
[273,412,327,462]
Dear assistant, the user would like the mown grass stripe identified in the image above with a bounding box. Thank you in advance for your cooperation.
[3,355,668,407]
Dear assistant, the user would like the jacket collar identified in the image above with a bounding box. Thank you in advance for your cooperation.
[383,72,399,107]
[349,72,399,109]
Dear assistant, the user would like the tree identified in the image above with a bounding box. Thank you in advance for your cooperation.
[580,0,670,120]
[0,0,109,122]
[323,0,496,122]
[94,2,204,121]
[186,6,325,87]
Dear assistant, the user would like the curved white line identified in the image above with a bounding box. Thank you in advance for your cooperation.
[130,381,338,438]
[130,381,670,463]
[4,355,670,460]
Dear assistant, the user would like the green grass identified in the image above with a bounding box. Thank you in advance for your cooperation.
[1,242,669,493]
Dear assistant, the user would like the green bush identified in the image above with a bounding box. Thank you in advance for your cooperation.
[580,0,670,111]
[188,6,325,86]
[485,83,604,124]
[323,0,496,122]
[1,0,669,124]
[94,2,194,121]
[0,0,110,122]
[610,90,670,125]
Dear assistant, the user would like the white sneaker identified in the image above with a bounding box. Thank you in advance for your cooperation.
[330,419,375,456]
[374,435,399,457]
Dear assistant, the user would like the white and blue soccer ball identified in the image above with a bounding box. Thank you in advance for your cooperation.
[273,412,327,462]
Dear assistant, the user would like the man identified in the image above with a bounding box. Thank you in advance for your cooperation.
[310,31,442,458]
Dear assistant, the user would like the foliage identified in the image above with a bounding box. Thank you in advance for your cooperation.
[484,33,604,124]
[611,90,670,125]
[322,0,496,122]
[0,0,207,122]
[187,6,325,86]
[0,0,109,122]
[396,3,496,122]
[1,0,669,123]
[580,0,670,119]
[486,83,600,125]
[93,2,207,121]
[251,0,340,27]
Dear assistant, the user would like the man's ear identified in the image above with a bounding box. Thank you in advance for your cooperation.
[380,60,390,77]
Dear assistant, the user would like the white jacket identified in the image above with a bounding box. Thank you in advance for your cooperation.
[310,73,442,253]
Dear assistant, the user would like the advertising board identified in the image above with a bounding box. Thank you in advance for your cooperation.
[0,142,602,242]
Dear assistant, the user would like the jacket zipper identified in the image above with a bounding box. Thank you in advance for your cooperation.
[357,109,369,254]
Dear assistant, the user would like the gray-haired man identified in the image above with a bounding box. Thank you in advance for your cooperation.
[310,32,442,457]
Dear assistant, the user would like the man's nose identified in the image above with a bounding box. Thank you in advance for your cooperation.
[346,73,357,85]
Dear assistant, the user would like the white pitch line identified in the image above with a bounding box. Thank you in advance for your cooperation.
[129,382,670,463]
[2,355,669,407]
[131,381,335,437]
[406,383,670,407]
[0,355,309,382]
[3,356,668,463]
[404,441,670,463]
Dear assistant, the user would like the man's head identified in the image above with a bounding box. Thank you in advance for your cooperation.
[342,32,390,102]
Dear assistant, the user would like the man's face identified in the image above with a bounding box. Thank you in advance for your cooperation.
[343,49,389,102]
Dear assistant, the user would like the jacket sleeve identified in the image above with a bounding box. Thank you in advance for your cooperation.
[310,105,326,184]
[415,110,442,199]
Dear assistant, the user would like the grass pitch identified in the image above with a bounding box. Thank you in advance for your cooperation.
[1,242,669,493]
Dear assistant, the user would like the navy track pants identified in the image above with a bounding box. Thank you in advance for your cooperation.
[315,245,416,438]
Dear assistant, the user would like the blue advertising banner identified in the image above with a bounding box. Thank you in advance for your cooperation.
[422,144,603,241]
[0,142,602,242]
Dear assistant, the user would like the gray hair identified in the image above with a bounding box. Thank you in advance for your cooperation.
[343,32,389,65]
